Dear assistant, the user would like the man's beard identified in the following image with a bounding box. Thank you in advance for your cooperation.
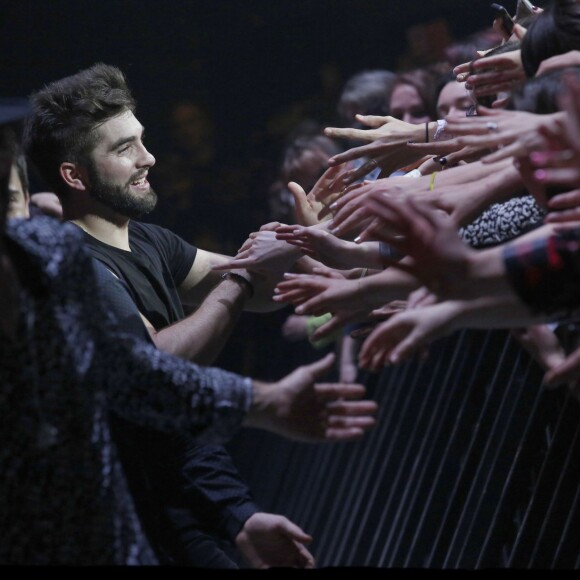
[86,163,157,220]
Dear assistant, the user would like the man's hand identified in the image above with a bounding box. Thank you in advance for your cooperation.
[246,353,378,443]
[235,512,315,569]
[214,230,302,275]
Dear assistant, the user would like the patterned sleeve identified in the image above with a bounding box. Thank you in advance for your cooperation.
[459,196,546,249]
[503,227,580,319]
[18,217,253,445]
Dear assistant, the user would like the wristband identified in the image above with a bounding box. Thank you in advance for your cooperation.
[434,119,448,141]
[429,171,437,191]
[221,272,255,298]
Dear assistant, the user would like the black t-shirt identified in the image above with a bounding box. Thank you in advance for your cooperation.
[84,221,197,329]
[79,220,257,567]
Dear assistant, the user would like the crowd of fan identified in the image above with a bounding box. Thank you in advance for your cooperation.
[3,0,580,567]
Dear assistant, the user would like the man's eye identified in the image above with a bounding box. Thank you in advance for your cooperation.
[118,145,131,153]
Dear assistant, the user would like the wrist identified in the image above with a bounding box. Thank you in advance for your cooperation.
[465,249,503,298]
[244,380,277,432]
[221,270,255,298]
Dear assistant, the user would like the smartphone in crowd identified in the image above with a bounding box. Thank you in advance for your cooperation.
[491,3,515,35]
[516,0,536,19]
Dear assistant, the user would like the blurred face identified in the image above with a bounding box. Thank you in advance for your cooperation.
[288,149,328,193]
[7,163,29,219]
[437,81,476,120]
[87,110,157,219]
[389,84,431,124]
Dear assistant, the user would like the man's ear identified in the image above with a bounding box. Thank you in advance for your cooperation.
[59,162,88,192]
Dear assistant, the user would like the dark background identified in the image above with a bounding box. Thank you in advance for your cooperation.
[1,0,532,376]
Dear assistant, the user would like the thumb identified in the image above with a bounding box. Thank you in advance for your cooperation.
[355,114,387,128]
[302,352,336,379]
[287,181,308,206]
[288,181,315,226]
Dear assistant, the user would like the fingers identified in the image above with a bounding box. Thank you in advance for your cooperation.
[441,145,485,166]
[311,165,350,203]
[326,411,377,431]
[544,207,580,224]
[302,352,336,380]
[287,181,313,226]
[278,520,313,544]
[328,181,367,214]
[340,160,377,186]
[211,256,259,270]
[273,285,316,306]
[310,313,344,341]
[328,142,378,166]
[538,169,580,188]
[212,259,245,270]
[543,347,580,388]
[407,140,463,155]
[324,126,374,142]
[546,189,580,211]
[481,138,537,164]
[315,382,378,420]
[259,221,283,232]
[322,385,378,407]
[354,114,392,128]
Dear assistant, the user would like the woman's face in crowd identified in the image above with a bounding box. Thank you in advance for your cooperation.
[437,81,476,120]
[284,148,329,194]
[389,84,432,124]
[7,163,29,219]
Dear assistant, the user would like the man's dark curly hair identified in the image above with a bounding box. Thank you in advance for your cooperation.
[23,63,136,198]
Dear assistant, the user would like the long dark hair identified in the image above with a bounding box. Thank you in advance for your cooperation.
[521,0,580,77]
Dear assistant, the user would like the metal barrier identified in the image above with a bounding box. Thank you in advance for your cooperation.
[228,328,580,568]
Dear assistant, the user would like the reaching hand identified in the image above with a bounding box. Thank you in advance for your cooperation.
[235,512,315,569]
[358,301,460,370]
[287,165,351,226]
[454,49,525,102]
[543,345,580,402]
[246,353,378,443]
[538,74,580,220]
[324,115,428,185]
[325,114,420,146]
[275,223,362,269]
[358,193,473,299]
[511,325,567,373]
[274,269,367,316]
[441,109,566,165]
[328,176,420,238]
